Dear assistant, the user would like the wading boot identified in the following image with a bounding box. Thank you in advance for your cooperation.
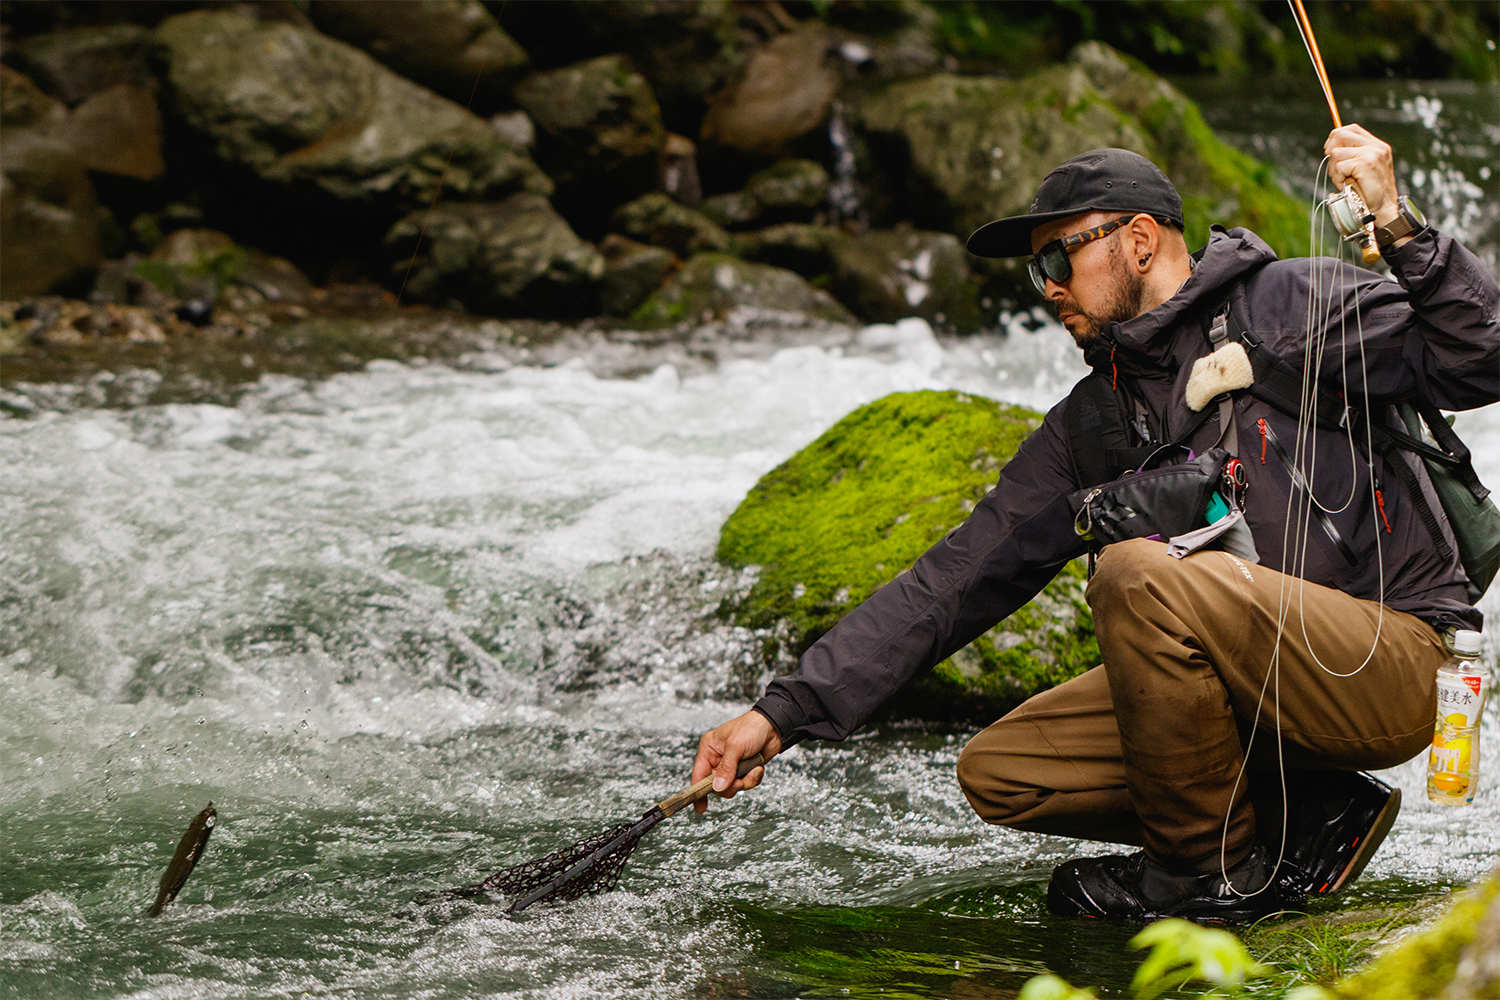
[1264,770,1401,904]
[1048,845,1285,924]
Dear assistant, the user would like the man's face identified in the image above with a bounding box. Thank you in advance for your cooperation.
[1029,211,1146,348]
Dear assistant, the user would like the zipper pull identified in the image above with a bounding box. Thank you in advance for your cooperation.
[1376,488,1393,534]
[1258,418,1268,464]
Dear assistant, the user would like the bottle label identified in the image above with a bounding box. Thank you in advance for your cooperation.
[1436,669,1489,729]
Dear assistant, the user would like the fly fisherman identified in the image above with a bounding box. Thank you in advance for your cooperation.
[690,123,1500,923]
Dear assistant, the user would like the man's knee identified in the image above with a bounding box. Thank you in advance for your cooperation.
[956,726,1032,826]
[1086,537,1178,611]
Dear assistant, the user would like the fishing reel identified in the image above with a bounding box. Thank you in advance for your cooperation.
[1323,184,1382,264]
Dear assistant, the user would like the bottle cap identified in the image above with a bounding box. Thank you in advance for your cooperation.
[1454,629,1482,655]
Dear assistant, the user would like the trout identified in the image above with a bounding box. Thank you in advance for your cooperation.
[146,802,216,917]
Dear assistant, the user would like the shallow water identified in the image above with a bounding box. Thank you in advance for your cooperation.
[4,80,1500,999]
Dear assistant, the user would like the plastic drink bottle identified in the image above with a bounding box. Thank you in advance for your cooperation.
[1427,629,1491,806]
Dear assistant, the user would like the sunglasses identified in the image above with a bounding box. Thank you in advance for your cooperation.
[1028,215,1163,294]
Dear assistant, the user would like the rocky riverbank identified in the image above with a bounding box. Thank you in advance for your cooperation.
[6,0,1491,346]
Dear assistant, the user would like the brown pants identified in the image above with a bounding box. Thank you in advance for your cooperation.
[957,538,1447,871]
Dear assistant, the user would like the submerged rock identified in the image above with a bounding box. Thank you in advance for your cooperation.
[0,67,101,298]
[514,55,665,219]
[631,252,853,328]
[385,193,604,316]
[308,0,529,113]
[717,389,1096,723]
[155,9,548,211]
[611,192,731,258]
[855,41,1307,258]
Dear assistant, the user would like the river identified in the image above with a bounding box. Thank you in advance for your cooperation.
[2,79,1497,999]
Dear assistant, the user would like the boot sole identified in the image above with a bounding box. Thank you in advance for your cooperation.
[1320,785,1400,896]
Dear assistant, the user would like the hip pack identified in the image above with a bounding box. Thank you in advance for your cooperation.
[1065,281,1500,601]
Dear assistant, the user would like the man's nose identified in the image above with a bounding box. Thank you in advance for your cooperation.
[1044,277,1067,301]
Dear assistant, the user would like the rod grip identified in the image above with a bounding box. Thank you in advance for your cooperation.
[657,754,766,817]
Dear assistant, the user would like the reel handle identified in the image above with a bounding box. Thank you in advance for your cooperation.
[658,754,767,816]
[1324,183,1382,264]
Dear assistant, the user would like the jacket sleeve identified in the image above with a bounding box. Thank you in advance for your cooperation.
[1251,227,1499,410]
[753,399,1088,744]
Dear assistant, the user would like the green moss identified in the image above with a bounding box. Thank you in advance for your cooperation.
[718,390,1096,722]
[1331,872,1500,1000]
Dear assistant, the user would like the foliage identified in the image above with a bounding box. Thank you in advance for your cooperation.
[1129,918,1267,998]
[1018,972,1099,1000]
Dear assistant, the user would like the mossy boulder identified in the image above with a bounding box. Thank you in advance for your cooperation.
[612,192,731,259]
[854,40,1308,261]
[632,252,852,328]
[154,9,548,211]
[718,390,1097,723]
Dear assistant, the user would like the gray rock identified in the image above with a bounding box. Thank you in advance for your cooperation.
[611,192,730,258]
[489,111,535,148]
[385,193,604,316]
[513,55,664,210]
[569,1,741,130]
[155,10,549,211]
[599,233,677,316]
[853,41,1307,258]
[746,158,830,217]
[309,0,529,113]
[732,223,843,277]
[699,190,761,230]
[9,24,154,106]
[659,132,701,207]
[701,21,838,155]
[829,228,977,330]
[0,68,101,298]
[632,252,853,328]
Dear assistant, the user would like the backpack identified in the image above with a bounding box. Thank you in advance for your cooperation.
[1065,284,1500,601]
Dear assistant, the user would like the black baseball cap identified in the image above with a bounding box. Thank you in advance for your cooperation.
[966,148,1184,258]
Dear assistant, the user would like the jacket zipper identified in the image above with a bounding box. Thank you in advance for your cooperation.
[1257,417,1361,567]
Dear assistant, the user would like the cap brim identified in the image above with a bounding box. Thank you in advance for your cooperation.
[966,209,1086,258]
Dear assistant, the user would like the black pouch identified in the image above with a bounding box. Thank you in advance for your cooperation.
[1071,448,1232,546]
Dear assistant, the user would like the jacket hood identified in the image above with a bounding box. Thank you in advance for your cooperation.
[1083,226,1279,373]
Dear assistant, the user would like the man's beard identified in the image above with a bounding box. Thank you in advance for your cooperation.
[1057,244,1147,347]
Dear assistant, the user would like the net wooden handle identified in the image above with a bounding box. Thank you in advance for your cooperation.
[657,754,766,817]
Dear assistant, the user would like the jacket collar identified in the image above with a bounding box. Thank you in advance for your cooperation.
[1082,227,1279,374]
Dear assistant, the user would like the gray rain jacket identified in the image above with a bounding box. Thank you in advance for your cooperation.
[755,225,1500,745]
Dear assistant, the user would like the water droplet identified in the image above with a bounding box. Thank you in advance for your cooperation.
[299,720,309,730]
[197,717,206,724]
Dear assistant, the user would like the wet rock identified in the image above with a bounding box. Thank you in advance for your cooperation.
[117,228,315,311]
[854,41,1307,257]
[0,68,102,298]
[611,192,730,258]
[154,9,549,212]
[308,0,529,113]
[828,228,977,330]
[385,193,604,316]
[8,24,154,106]
[489,111,535,149]
[568,1,742,134]
[745,157,830,223]
[632,252,852,328]
[659,132,702,208]
[701,21,838,156]
[732,223,842,277]
[599,233,677,317]
[57,83,164,181]
[513,55,665,221]
[699,190,762,231]
[717,389,1093,723]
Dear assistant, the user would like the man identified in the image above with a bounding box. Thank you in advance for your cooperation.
[691,124,1500,922]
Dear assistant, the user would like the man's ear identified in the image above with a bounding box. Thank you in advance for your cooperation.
[1128,215,1160,269]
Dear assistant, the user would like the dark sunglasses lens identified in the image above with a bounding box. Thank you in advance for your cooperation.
[1030,248,1071,292]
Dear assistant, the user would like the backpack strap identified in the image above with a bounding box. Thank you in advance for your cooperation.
[1065,372,1155,487]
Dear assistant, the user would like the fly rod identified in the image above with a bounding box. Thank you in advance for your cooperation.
[1288,0,1380,263]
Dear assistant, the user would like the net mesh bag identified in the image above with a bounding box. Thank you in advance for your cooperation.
[478,821,640,904]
